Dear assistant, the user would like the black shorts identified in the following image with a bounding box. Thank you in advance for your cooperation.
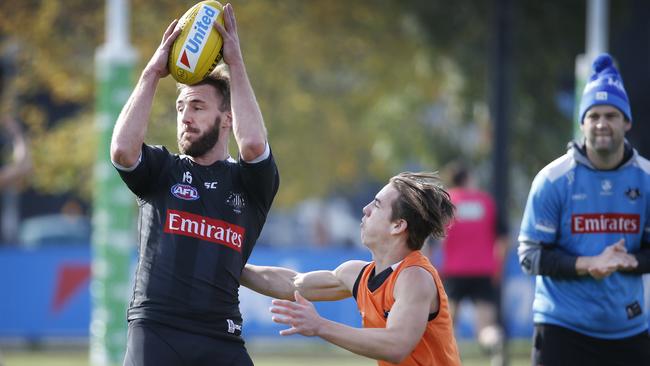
[532,323,650,366]
[124,319,254,366]
[443,276,498,304]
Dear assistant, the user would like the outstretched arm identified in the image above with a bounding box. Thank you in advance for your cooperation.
[214,4,266,162]
[241,260,366,301]
[110,20,181,169]
[240,264,298,300]
[270,266,436,364]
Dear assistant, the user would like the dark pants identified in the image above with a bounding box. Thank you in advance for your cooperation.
[124,319,254,366]
[444,276,499,303]
[532,323,650,366]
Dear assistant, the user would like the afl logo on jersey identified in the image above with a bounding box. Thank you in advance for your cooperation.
[171,183,200,200]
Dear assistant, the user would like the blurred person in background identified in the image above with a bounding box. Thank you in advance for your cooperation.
[242,172,462,366]
[0,116,31,244]
[439,160,508,366]
[0,117,30,186]
[518,53,650,366]
[110,4,279,366]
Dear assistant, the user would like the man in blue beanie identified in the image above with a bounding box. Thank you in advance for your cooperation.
[518,53,650,366]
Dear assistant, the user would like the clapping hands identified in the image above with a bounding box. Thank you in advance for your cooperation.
[587,239,637,279]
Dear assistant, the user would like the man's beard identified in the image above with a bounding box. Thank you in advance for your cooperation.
[588,133,622,155]
[178,116,221,157]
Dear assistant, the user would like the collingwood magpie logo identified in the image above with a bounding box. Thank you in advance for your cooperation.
[226,192,246,214]
[625,187,641,201]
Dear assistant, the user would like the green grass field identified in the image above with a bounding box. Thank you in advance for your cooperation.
[1,340,532,366]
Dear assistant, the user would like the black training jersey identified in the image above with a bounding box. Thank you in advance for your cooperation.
[116,144,279,342]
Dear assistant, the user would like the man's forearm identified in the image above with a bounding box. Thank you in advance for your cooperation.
[519,240,579,277]
[228,62,267,161]
[541,248,580,277]
[241,265,297,300]
[315,319,410,364]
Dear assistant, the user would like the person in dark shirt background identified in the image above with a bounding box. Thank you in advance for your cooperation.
[0,116,31,244]
[0,117,30,188]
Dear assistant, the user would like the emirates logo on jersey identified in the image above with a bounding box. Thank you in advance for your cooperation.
[571,213,640,234]
[164,209,245,252]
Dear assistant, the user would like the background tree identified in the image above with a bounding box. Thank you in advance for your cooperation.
[1,0,648,214]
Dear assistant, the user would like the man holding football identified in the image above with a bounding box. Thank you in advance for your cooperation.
[111,3,279,366]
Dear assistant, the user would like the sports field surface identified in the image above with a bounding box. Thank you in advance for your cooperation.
[1,340,532,366]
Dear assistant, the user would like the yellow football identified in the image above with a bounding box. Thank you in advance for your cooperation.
[169,1,225,85]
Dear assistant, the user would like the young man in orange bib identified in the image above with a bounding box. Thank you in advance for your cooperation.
[242,172,461,366]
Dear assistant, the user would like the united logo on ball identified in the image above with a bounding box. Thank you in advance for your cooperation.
[169,1,225,85]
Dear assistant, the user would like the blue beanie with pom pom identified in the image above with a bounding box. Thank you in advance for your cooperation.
[578,53,632,124]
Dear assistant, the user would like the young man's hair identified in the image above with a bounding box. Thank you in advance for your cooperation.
[389,172,455,250]
[176,64,231,112]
